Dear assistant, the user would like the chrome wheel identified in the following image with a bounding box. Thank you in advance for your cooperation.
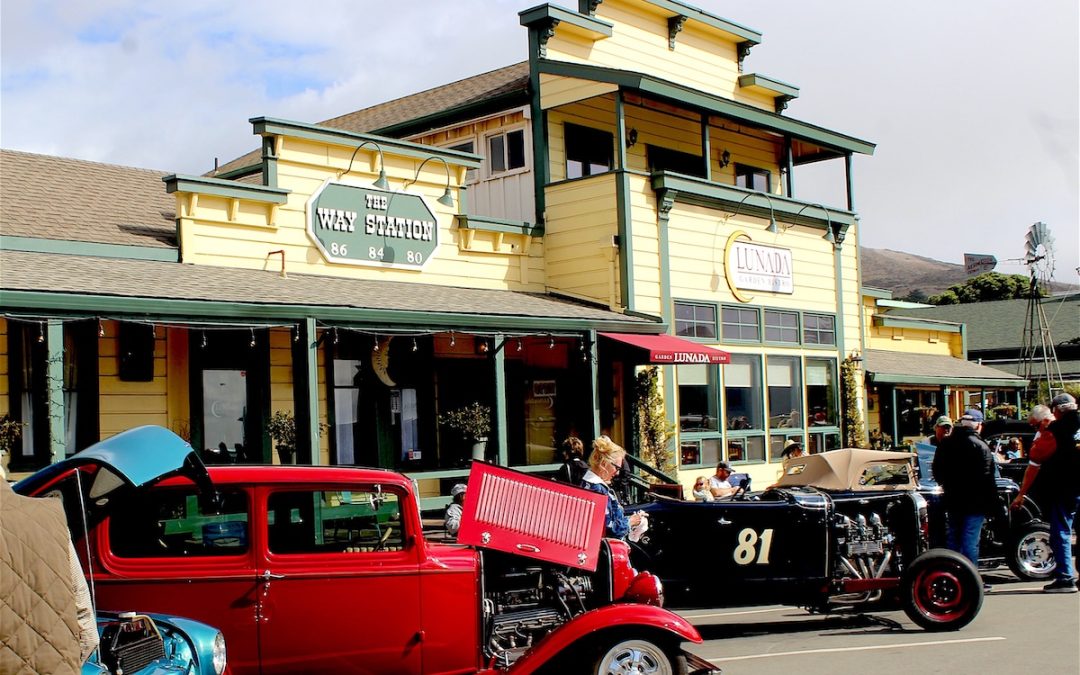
[595,639,673,675]
[1008,523,1055,580]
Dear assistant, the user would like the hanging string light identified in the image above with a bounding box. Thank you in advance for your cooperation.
[332,328,339,345]
[373,336,380,352]
[249,328,256,348]
[449,332,456,348]
[98,320,105,338]
[548,335,555,350]
[412,338,419,352]
[151,324,156,339]
[201,331,208,349]
[516,339,523,352]
[37,321,44,343]
[292,325,300,343]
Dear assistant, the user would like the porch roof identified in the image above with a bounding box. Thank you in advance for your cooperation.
[0,249,660,333]
[863,349,1028,388]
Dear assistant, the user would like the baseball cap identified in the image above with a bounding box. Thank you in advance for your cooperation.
[451,483,467,498]
[934,415,953,427]
[1050,393,1077,411]
[960,409,984,423]
[716,461,731,472]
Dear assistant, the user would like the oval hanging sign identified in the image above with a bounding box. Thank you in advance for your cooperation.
[724,230,793,300]
[306,180,439,270]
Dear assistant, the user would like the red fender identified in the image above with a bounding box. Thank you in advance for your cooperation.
[503,604,701,674]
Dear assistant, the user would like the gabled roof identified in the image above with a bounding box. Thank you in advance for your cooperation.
[214,62,531,176]
[0,149,177,249]
[890,295,1080,352]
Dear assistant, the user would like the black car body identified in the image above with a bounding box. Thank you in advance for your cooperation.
[631,448,984,631]
[914,442,1054,580]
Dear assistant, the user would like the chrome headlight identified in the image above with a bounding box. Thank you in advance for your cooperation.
[212,632,227,675]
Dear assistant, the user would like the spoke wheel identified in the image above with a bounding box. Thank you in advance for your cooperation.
[594,639,674,675]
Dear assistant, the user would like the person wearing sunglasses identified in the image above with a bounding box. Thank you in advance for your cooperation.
[580,435,645,539]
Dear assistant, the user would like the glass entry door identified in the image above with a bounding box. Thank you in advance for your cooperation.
[203,369,248,463]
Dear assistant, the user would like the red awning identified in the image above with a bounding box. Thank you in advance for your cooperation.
[599,333,731,365]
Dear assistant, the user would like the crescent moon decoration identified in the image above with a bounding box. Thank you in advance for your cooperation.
[372,336,396,387]
[723,229,754,303]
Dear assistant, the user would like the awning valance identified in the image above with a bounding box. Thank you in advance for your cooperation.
[600,333,731,365]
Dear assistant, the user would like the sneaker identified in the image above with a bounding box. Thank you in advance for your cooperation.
[1043,579,1079,594]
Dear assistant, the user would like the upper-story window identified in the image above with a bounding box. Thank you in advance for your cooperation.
[565,123,613,179]
[803,313,836,346]
[486,129,526,177]
[446,140,479,184]
[647,145,706,178]
[735,164,771,192]
[764,310,799,343]
[674,301,717,339]
[721,306,760,341]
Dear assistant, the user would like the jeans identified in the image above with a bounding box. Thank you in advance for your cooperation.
[945,512,984,566]
[1047,496,1079,582]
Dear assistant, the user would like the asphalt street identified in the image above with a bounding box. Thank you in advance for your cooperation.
[678,570,1080,675]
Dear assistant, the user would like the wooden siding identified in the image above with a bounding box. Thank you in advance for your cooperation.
[540,74,619,109]
[544,174,620,307]
[98,323,169,438]
[177,137,546,293]
[546,0,776,110]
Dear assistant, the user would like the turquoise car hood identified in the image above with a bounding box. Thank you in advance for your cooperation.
[14,425,210,502]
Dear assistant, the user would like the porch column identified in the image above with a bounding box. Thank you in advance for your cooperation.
[588,330,601,440]
[295,318,321,464]
[46,319,65,463]
[493,334,508,465]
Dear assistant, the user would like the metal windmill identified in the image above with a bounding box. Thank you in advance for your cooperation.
[1019,222,1063,398]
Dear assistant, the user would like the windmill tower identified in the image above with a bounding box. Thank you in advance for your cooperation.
[1019,222,1063,399]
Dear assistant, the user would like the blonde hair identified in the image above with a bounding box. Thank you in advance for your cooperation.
[589,435,626,473]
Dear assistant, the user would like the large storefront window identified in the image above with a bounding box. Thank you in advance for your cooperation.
[724,354,764,463]
[806,358,838,428]
[677,364,718,432]
[896,388,943,440]
[766,356,802,431]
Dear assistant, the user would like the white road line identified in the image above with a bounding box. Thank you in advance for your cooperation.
[683,607,792,619]
[707,636,1007,663]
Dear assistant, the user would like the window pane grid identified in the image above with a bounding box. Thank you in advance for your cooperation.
[764,310,799,343]
[803,313,836,346]
[721,307,759,341]
[674,302,716,339]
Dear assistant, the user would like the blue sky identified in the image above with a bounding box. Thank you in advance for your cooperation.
[2,0,1077,280]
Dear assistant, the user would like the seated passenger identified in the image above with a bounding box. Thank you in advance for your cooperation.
[691,476,713,502]
[709,462,737,498]
[444,483,467,539]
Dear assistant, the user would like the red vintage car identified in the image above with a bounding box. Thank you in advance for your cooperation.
[16,426,713,675]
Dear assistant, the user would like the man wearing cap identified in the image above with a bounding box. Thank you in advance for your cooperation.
[709,462,737,498]
[931,409,997,568]
[444,483,467,538]
[927,415,953,447]
[1011,393,1080,592]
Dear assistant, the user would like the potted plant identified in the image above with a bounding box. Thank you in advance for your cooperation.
[438,402,492,461]
[0,415,25,476]
[267,411,299,464]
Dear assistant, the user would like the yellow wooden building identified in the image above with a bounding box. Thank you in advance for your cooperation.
[859,287,1026,447]
[3,0,889,499]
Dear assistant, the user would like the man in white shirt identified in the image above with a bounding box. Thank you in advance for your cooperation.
[709,461,737,498]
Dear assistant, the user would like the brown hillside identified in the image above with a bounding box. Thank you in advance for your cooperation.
[859,247,968,299]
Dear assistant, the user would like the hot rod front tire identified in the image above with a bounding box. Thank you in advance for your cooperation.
[901,548,983,631]
[1006,521,1055,581]
[591,638,684,675]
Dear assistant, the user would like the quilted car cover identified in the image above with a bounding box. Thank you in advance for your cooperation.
[0,479,82,675]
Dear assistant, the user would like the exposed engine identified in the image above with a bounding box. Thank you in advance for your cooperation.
[481,555,602,668]
[830,509,898,604]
